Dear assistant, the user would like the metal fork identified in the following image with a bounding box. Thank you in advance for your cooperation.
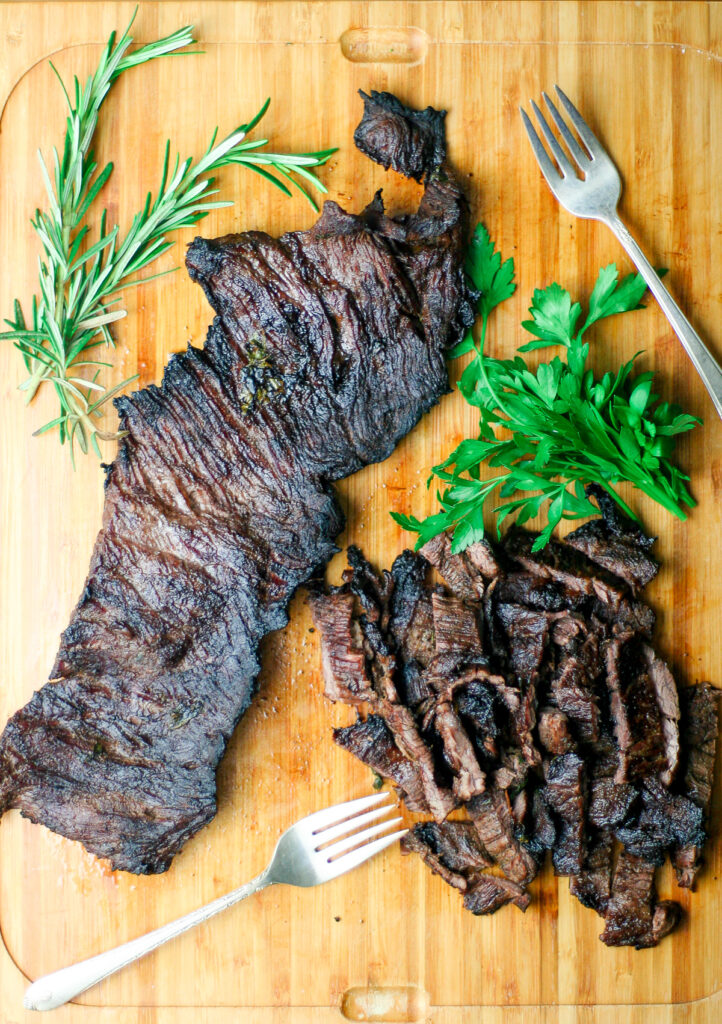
[23,792,404,1012]
[521,85,722,420]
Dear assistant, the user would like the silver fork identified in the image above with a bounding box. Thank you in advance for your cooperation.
[521,86,722,420]
[23,792,404,1012]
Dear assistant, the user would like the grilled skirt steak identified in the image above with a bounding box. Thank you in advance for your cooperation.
[0,90,473,873]
[310,489,719,943]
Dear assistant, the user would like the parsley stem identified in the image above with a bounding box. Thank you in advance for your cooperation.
[476,312,511,420]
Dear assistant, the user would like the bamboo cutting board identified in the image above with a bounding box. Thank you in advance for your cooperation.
[1,2,722,1022]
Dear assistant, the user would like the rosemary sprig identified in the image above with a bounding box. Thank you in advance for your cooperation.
[1,11,336,461]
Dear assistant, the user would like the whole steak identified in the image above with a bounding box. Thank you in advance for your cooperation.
[0,91,473,873]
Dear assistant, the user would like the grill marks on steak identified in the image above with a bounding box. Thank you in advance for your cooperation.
[311,487,718,944]
[0,90,474,874]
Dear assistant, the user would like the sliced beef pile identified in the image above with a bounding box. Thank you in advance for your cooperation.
[0,91,475,874]
[310,487,719,947]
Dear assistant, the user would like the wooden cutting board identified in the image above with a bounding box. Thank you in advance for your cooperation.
[1,2,722,1021]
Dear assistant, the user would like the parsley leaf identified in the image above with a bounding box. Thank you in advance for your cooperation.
[448,225,515,359]
[520,282,581,349]
[467,223,516,317]
[581,263,655,332]
[393,223,699,553]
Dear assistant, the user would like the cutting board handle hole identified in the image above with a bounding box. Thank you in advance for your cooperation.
[340,28,428,65]
[341,985,430,1022]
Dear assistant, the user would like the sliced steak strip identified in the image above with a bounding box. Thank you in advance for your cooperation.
[569,830,614,916]
[401,820,492,890]
[565,485,658,593]
[494,604,547,765]
[642,644,680,786]
[600,850,681,948]
[468,786,538,884]
[454,679,499,752]
[494,573,579,613]
[420,533,485,600]
[604,634,668,784]
[543,753,587,875]
[333,716,429,814]
[381,702,457,821]
[432,700,486,802]
[463,875,530,915]
[345,546,393,626]
[549,649,601,744]
[673,683,720,887]
[431,591,483,656]
[615,779,704,866]
[503,527,655,637]
[527,788,556,857]
[309,592,373,704]
[588,777,638,830]
[494,605,550,689]
[465,539,503,580]
[388,550,435,668]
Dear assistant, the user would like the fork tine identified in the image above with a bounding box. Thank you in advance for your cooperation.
[541,91,590,170]
[324,828,408,877]
[313,805,395,846]
[301,792,390,833]
[520,107,562,190]
[529,100,576,178]
[554,85,606,160]
[324,817,403,859]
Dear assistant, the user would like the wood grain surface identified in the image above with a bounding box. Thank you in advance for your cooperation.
[1,2,722,1022]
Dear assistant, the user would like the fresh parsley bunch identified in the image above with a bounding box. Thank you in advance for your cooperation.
[393,224,700,553]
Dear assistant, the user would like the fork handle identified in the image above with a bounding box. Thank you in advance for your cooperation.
[23,870,271,1011]
[607,213,722,420]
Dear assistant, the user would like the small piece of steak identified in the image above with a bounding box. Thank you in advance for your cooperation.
[401,820,492,890]
[538,707,576,755]
[467,786,538,884]
[588,777,638,830]
[672,683,719,888]
[463,875,531,915]
[565,485,659,593]
[309,592,373,705]
[543,753,587,875]
[605,634,669,783]
[388,551,435,669]
[569,830,614,916]
[420,533,486,601]
[615,779,705,866]
[334,716,429,814]
[600,850,681,948]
